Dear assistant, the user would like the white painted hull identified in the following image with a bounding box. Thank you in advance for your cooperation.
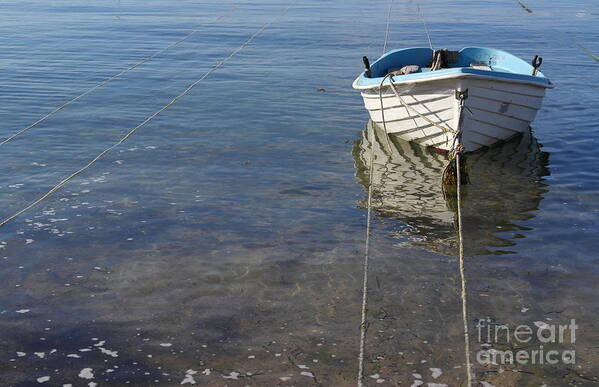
[357,75,548,152]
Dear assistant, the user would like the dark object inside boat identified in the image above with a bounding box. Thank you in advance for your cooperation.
[429,49,460,70]
[362,56,372,78]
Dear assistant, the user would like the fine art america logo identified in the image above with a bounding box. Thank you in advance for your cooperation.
[475,318,577,365]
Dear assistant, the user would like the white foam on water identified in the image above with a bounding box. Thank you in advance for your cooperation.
[16,309,30,314]
[78,368,94,379]
[37,376,50,383]
[99,347,118,357]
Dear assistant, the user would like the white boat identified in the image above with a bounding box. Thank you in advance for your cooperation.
[352,47,553,152]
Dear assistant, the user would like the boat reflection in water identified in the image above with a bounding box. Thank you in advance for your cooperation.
[353,120,550,255]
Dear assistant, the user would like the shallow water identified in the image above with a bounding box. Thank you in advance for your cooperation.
[0,0,598,385]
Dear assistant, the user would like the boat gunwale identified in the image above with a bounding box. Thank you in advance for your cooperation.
[352,70,554,91]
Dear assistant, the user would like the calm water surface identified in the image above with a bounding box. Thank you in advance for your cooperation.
[0,0,598,385]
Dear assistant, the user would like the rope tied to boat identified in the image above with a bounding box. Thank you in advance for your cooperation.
[430,49,445,71]
[357,120,375,387]
[417,3,433,50]
[442,89,474,387]
[442,90,469,186]
[357,3,394,383]
[455,144,473,387]
[384,74,456,135]
[377,73,473,385]
[382,0,394,55]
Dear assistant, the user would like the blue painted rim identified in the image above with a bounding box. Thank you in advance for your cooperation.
[354,47,552,88]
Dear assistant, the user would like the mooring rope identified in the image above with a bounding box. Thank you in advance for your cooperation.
[0,0,297,228]
[357,8,395,384]
[377,73,396,151]
[375,75,471,387]
[357,123,375,387]
[387,77,454,134]
[382,0,394,55]
[416,3,433,50]
[0,4,242,147]
[455,150,473,387]
[452,93,473,387]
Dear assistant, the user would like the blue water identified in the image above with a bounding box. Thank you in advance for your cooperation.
[0,0,597,385]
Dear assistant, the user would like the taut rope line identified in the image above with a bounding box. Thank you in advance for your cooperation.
[0,0,297,228]
[0,4,242,146]
[387,78,455,134]
[454,91,473,387]
[357,6,394,383]
[382,0,394,55]
[456,150,473,387]
[357,122,375,387]
[416,3,433,50]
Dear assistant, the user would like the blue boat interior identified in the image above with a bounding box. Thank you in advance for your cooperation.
[357,47,552,87]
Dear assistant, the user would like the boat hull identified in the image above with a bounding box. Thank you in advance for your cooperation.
[357,75,547,152]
